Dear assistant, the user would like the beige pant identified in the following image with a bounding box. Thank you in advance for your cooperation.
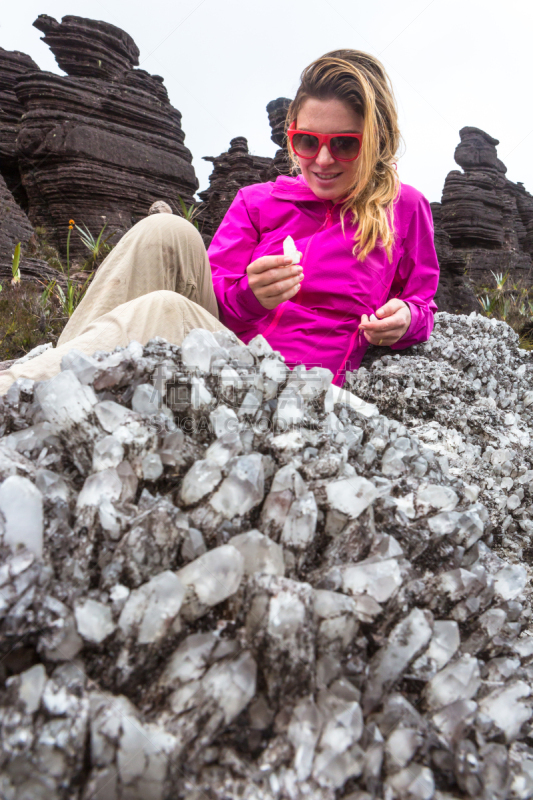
[0,215,228,394]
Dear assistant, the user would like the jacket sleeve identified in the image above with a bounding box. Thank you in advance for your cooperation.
[208,188,270,334]
[388,193,439,350]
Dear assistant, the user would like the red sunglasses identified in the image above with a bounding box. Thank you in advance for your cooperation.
[287,121,363,162]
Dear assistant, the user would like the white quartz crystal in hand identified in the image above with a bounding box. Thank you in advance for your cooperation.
[283,236,301,265]
[369,313,378,322]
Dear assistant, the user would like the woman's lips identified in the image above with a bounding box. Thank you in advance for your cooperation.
[312,172,341,182]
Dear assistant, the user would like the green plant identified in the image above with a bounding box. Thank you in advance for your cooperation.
[490,270,509,292]
[0,282,66,360]
[75,222,116,267]
[501,298,511,321]
[39,279,56,312]
[476,271,533,349]
[11,242,21,285]
[55,273,93,318]
[176,196,202,229]
[478,295,495,315]
[40,220,94,318]
[41,271,93,319]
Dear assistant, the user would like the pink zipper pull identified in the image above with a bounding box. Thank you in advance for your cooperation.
[325,207,333,228]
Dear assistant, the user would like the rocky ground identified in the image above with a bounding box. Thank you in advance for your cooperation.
[0,311,532,800]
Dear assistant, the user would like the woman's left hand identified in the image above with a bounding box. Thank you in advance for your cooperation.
[359,299,411,346]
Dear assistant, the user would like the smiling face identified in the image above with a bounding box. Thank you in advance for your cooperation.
[295,96,364,203]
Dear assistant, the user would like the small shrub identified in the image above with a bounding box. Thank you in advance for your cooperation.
[475,271,533,349]
[175,196,202,230]
[0,282,66,362]
[75,222,117,268]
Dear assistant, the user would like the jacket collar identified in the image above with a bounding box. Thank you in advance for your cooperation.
[270,174,326,202]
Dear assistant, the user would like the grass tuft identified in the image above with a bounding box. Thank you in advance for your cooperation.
[0,283,67,362]
[475,272,533,349]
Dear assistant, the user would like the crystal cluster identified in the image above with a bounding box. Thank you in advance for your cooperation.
[0,313,532,800]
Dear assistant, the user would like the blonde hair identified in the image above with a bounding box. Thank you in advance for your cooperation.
[287,50,401,262]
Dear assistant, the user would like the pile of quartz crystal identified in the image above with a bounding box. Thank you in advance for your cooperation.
[0,317,532,800]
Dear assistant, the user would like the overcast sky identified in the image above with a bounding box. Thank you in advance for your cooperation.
[2,0,532,203]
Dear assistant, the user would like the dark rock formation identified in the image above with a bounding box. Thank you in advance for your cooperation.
[0,173,62,285]
[198,137,272,239]
[0,47,39,209]
[430,202,479,315]
[198,99,294,241]
[11,14,198,258]
[265,97,293,181]
[267,97,291,148]
[34,13,140,79]
[432,127,533,291]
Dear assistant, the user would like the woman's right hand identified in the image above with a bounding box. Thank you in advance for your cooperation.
[246,255,303,310]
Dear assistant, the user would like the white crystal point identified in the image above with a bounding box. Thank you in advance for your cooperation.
[35,369,97,430]
[141,452,163,481]
[210,454,264,519]
[431,698,477,745]
[202,651,257,724]
[288,696,323,781]
[287,364,333,400]
[247,334,273,358]
[314,590,360,647]
[74,599,115,644]
[273,386,305,429]
[181,328,221,372]
[283,235,301,265]
[119,571,186,644]
[369,313,378,322]
[385,726,423,770]
[417,484,459,513]
[326,384,378,418]
[494,564,528,600]
[260,357,288,384]
[160,632,218,688]
[412,619,460,677]
[177,544,244,619]
[478,680,532,741]
[61,349,99,384]
[229,529,285,576]
[209,404,240,438]
[92,435,124,472]
[204,431,242,467]
[181,527,207,561]
[364,608,433,712]
[35,468,69,502]
[179,459,222,505]
[0,475,43,558]
[326,476,379,519]
[424,654,481,711]
[132,383,161,415]
[14,663,47,714]
[341,559,403,603]
[386,764,435,800]
[281,491,318,549]
[94,400,132,433]
[76,468,122,509]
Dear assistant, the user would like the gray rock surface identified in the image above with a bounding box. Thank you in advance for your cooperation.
[0,313,532,799]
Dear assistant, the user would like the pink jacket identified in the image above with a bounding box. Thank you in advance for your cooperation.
[209,175,439,385]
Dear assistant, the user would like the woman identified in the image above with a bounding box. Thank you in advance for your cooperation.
[0,49,438,394]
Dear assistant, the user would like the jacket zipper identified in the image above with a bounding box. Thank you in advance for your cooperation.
[335,289,405,383]
[296,203,334,302]
[261,203,334,335]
